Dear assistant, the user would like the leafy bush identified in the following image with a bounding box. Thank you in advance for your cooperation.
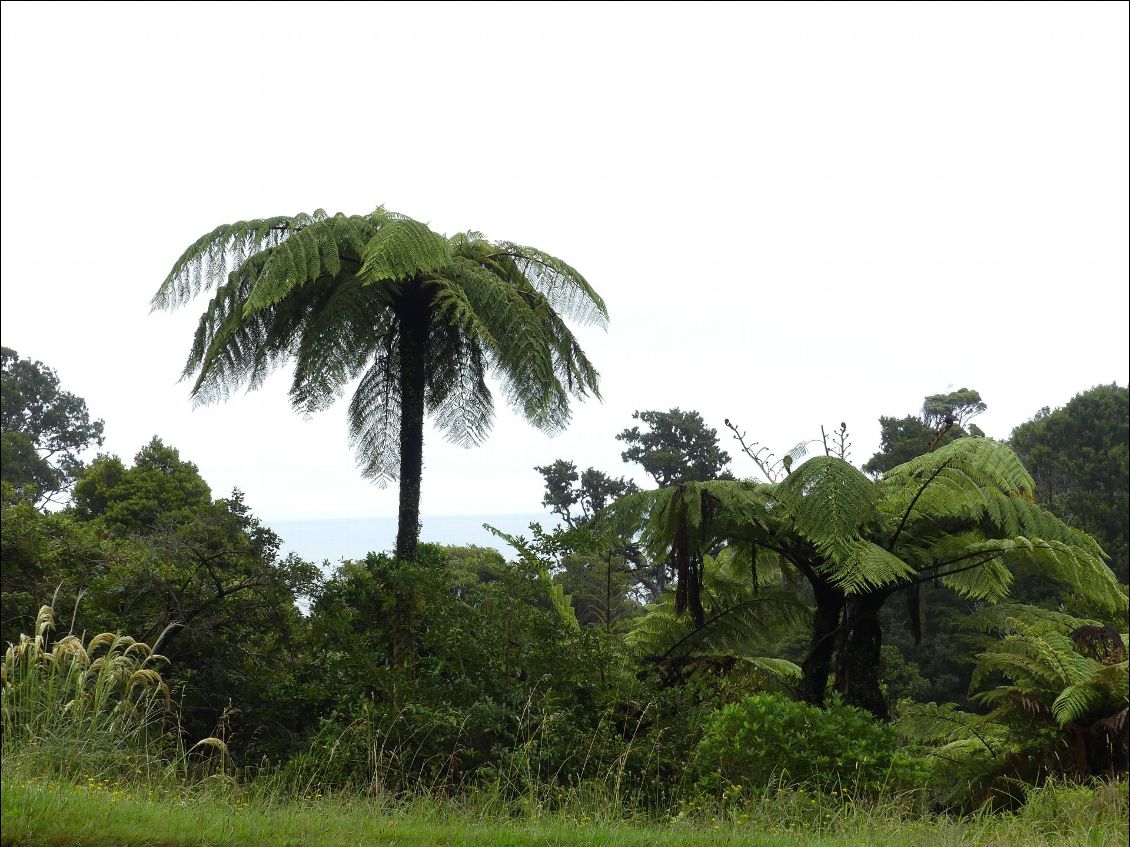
[690,692,928,798]
[296,546,622,792]
[286,545,731,806]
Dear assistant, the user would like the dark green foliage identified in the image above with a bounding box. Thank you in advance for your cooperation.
[880,585,983,707]
[489,519,645,628]
[533,458,656,609]
[1,499,106,643]
[73,438,212,529]
[1,347,104,507]
[535,459,639,530]
[1010,384,1129,583]
[153,208,606,561]
[863,388,986,477]
[296,544,714,797]
[618,409,732,487]
[862,416,940,477]
[880,644,931,703]
[2,438,318,755]
[690,693,926,797]
[552,552,640,628]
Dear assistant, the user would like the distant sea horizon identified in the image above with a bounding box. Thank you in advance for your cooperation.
[270,513,553,569]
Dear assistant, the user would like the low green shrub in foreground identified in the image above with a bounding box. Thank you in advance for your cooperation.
[691,692,929,799]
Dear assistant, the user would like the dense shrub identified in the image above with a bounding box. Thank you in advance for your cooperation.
[285,545,730,804]
[690,692,928,798]
[297,546,622,791]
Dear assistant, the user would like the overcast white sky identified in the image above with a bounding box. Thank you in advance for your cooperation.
[2,2,1127,526]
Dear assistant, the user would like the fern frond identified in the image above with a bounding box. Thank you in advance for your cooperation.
[1052,684,1101,726]
[900,702,978,741]
[153,212,325,310]
[924,537,1122,612]
[358,217,453,284]
[289,275,394,414]
[966,604,1098,636]
[938,557,1013,602]
[241,215,367,315]
[822,540,916,594]
[775,457,877,557]
[492,242,609,329]
[425,322,494,447]
[884,437,1035,498]
[627,547,807,662]
[347,349,401,484]
[428,272,500,352]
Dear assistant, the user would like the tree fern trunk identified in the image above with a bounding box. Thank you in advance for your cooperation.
[394,286,429,562]
[834,591,889,720]
[801,583,843,707]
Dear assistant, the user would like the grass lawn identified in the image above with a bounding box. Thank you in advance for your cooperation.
[2,777,1127,847]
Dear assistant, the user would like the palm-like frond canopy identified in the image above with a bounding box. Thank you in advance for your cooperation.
[600,437,1125,715]
[602,439,1124,616]
[152,208,606,484]
[872,438,1121,610]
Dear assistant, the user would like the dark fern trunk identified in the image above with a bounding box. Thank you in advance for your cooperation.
[801,582,844,707]
[394,284,430,563]
[834,590,890,720]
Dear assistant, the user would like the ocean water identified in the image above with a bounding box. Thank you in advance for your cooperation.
[271,513,550,569]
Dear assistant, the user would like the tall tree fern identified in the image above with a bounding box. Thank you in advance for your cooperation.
[153,208,606,560]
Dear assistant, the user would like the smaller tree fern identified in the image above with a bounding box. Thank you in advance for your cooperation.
[602,438,1126,718]
[900,604,1129,806]
[970,607,1127,769]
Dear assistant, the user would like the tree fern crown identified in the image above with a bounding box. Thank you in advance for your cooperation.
[152,208,607,484]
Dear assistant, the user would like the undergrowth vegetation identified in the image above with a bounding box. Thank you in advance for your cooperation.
[2,343,1127,844]
[2,591,1126,846]
[1,604,229,789]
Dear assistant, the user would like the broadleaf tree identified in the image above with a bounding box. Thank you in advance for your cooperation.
[1,347,104,507]
[1010,384,1129,583]
[617,408,732,487]
[153,208,606,560]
